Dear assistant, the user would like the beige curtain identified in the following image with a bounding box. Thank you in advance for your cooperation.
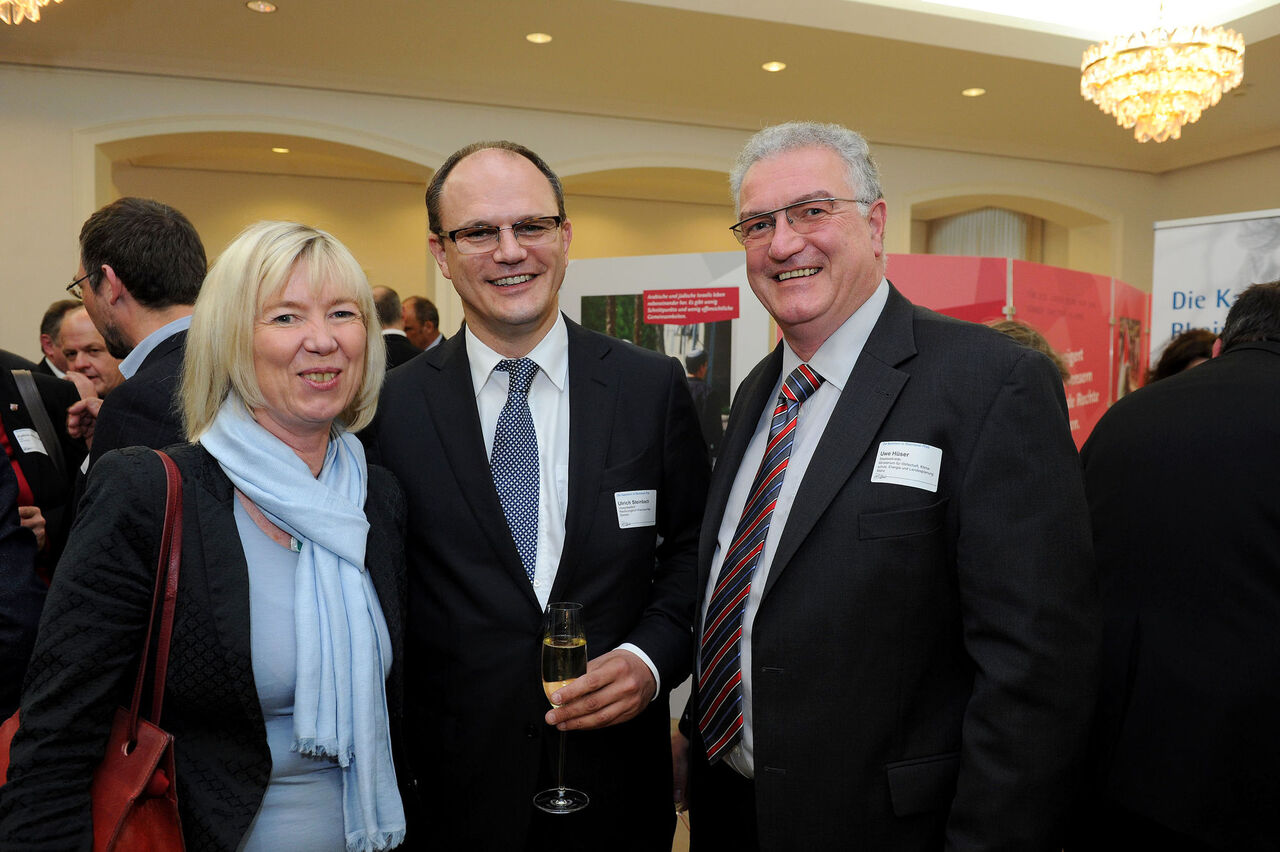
[926,207,1041,260]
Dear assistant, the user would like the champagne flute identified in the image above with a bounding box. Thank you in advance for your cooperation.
[534,602,589,813]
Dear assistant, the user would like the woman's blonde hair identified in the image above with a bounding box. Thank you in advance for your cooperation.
[181,220,385,439]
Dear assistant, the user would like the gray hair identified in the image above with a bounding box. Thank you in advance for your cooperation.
[729,122,883,215]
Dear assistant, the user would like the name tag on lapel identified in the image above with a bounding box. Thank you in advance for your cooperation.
[13,427,48,456]
[614,489,657,528]
[871,442,942,493]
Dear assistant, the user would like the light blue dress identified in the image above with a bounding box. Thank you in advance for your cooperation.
[234,499,346,852]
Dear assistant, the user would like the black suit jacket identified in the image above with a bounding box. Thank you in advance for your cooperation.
[0,443,407,852]
[368,317,709,851]
[382,331,421,370]
[90,329,187,467]
[1076,341,1280,850]
[0,460,41,717]
[1,367,86,571]
[689,285,1099,851]
[0,350,38,372]
[32,359,58,377]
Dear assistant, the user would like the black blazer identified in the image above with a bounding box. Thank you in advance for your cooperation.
[0,442,407,852]
[90,329,187,467]
[689,285,1100,851]
[1077,340,1280,849]
[0,460,41,717]
[0,350,38,372]
[382,332,421,370]
[0,367,86,570]
[368,316,709,851]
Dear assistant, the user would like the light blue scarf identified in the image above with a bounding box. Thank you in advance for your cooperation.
[201,397,405,852]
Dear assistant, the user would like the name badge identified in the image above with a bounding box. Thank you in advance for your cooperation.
[871,441,942,493]
[13,427,48,457]
[614,489,657,529]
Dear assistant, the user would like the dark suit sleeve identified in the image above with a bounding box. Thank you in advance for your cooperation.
[946,351,1101,850]
[618,356,710,687]
[0,449,166,851]
[88,339,186,468]
[0,460,42,718]
[364,465,413,801]
[32,374,87,568]
[90,380,183,466]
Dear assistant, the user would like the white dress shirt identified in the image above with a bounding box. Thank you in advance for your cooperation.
[702,279,889,776]
[41,358,66,379]
[467,317,571,608]
[465,316,659,687]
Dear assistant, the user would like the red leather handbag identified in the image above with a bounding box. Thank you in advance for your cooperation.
[1,449,186,851]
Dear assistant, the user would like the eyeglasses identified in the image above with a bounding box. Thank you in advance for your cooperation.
[65,269,99,300]
[729,197,875,245]
[440,216,564,255]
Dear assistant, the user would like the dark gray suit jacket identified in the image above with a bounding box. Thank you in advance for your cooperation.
[1077,340,1280,849]
[0,460,40,717]
[90,330,187,467]
[0,443,407,852]
[1,367,86,572]
[689,284,1099,851]
[382,331,420,371]
[367,316,709,851]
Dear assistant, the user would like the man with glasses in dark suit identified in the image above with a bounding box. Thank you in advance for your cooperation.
[677,122,1099,851]
[368,140,708,851]
[68,197,205,466]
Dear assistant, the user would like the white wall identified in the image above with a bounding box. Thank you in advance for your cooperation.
[114,163,429,296]
[0,65,750,353]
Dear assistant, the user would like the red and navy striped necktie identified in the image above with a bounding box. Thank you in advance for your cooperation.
[698,363,824,764]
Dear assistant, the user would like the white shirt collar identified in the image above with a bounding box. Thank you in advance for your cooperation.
[381,327,408,338]
[465,313,569,397]
[119,314,192,379]
[781,278,889,391]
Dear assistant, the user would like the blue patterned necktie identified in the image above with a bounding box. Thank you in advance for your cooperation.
[490,358,540,583]
[697,363,824,763]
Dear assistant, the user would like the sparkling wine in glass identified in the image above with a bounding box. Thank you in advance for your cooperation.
[534,602,589,813]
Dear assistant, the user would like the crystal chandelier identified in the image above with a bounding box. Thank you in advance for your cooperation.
[0,0,61,24]
[1081,23,1245,143]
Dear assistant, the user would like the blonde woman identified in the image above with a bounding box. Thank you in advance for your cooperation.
[1,221,407,851]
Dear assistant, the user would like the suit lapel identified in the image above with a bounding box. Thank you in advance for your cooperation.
[551,318,616,601]
[762,285,918,598]
[423,334,540,605]
[190,448,264,724]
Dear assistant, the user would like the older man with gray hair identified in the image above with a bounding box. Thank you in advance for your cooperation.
[678,121,1099,851]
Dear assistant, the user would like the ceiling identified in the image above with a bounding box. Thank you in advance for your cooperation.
[3,0,1278,188]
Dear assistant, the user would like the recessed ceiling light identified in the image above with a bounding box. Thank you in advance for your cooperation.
[762,61,787,72]
[961,87,987,97]
[271,147,290,154]
[526,32,552,44]
[246,1,276,12]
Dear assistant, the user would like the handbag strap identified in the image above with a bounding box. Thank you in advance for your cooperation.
[126,450,183,743]
[10,369,68,480]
